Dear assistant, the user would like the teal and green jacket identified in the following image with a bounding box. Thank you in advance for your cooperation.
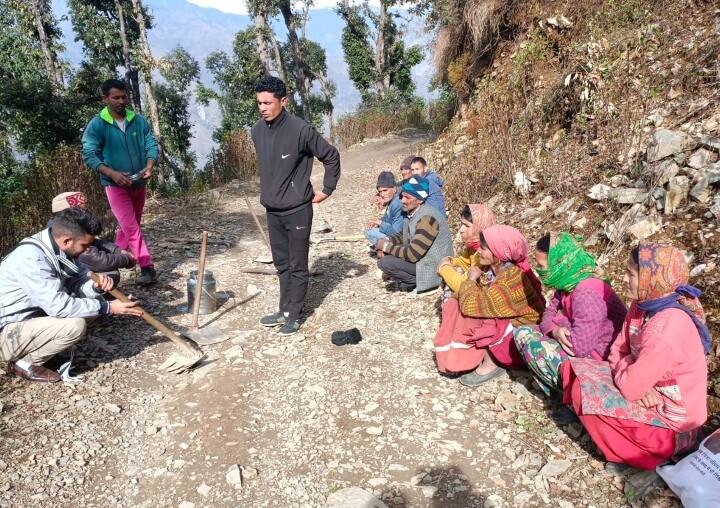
[81,107,159,187]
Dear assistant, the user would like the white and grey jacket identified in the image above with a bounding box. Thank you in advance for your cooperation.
[0,228,107,331]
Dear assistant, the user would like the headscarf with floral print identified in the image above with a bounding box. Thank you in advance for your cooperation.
[636,243,711,354]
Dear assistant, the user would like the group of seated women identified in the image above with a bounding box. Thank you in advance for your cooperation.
[432,202,710,472]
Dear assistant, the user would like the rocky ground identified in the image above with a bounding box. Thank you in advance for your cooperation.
[0,130,700,507]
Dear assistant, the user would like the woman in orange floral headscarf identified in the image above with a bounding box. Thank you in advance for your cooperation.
[560,243,710,470]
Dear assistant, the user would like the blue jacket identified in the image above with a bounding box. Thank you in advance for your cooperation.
[426,178,446,212]
[425,170,444,188]
[82,107,158,187]
[379,193,404,236]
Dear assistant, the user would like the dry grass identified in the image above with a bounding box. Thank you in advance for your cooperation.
[333,103,426,148]
[1,145,114,256]
[202,129,257,187]
[434,0,516,98]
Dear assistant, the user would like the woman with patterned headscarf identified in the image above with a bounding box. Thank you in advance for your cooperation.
[560,244,710,470]
[514,233,627,401]
[434,224,546,385]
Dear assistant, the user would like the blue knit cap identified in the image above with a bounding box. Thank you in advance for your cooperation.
[400,176,430,202]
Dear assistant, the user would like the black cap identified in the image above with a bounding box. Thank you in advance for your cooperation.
[376,171,396,189]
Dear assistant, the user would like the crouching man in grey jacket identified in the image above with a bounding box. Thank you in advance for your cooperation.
[0,208,142,383]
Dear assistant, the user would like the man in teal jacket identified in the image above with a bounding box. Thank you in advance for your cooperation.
[81,79,159,286]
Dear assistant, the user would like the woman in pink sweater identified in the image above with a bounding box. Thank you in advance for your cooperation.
[560,243,710,470]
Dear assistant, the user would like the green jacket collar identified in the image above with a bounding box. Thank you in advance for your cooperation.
[100,106,136,125]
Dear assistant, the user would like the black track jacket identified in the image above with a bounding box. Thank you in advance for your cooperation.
[251,109,341,215]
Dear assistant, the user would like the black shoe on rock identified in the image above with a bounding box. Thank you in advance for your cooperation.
[331,328,362,346]
[278,319,301,336]
[136,267,158,286]
[260,312,287,327]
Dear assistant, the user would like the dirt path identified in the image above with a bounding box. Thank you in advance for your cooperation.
[1,131,666,507]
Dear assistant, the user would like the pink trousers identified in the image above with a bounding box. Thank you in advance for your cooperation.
[434,298,526,373]
[105,185,153,269]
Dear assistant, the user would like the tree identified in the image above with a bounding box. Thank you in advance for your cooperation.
[278,0,312,120]
[67,0,143,110]
[197,28,264,139]
[28,0,65,92]
[274,0,336,130]
[247,0,287,82]
[155,46,200,187]
[337,0,423,104]
[130,0,162,145]
[0,0,86,152]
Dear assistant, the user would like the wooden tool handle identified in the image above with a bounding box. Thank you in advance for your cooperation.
[191,231,209,328]
[244,196,272,251]
[88,272,202,356]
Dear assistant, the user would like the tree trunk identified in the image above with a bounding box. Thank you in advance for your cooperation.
[253,6,271,76]
[30,0,63,92]
[312,71,335,139]
[114,0,142,111]
[268,33,286,82]
[374,1,388,97]
[130,0,167,183]
[278,0,311,120]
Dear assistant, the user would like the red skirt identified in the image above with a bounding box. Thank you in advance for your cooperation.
[434,299,525,373]
[560,361,676,470]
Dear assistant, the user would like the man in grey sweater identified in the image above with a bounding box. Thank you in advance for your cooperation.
[0,208,141,383]
[251,77,341,335]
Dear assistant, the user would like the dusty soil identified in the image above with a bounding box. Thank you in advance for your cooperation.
[0,131,684,507]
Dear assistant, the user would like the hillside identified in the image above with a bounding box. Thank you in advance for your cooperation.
[423,0,720,415]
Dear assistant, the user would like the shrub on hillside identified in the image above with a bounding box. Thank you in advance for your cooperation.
[334,97,427,148]
[202,129,257,187]
[1,144,113,256]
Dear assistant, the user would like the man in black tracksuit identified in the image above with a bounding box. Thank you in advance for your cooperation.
[251,77,341,335]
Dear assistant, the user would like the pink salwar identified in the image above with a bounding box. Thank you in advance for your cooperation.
[434,298,525,373]
[105,185,153,269]
[560,361,677,470]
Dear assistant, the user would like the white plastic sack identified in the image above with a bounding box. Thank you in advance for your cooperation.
[657,429,720,507]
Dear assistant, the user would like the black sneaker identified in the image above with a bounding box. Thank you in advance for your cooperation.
[136,267,158,286]
[278,319,300,336]
[260,312,287,327]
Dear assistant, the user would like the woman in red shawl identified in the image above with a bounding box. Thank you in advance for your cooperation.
[435,224,546,386]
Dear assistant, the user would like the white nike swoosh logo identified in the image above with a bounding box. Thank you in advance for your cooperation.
[295,226,306,230]
[281,154,291,159]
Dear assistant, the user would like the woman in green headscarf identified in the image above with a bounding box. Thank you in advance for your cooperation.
[514,232,627,400]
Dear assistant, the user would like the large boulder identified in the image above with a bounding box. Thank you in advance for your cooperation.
[689,162,720,203]
[647,129,694,162]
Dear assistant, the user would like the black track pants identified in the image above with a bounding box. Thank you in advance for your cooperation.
[266,205,313,320]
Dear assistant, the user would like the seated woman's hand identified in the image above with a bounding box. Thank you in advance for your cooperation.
[467,266,483,282]
[436,257,453,273]
[553,327,575,355]
[638,389,663,409]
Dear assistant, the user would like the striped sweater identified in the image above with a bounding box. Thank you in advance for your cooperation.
[457,265,545,326]
[383,215,439,263]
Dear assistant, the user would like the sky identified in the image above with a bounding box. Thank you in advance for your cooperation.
[187,0,377,15]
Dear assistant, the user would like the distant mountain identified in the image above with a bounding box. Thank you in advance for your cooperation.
[52,0,434,161]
